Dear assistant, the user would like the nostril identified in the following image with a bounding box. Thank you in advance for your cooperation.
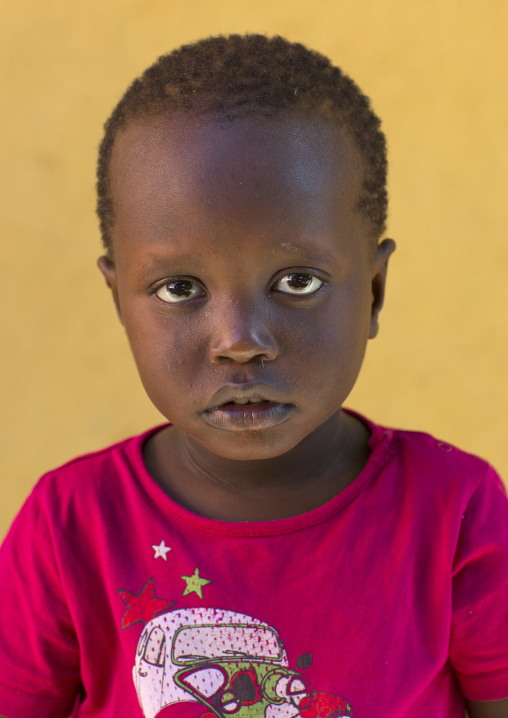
[211,354,274,366]
[209,330,279,365]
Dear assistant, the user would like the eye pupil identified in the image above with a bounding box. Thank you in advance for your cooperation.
[168,280,193,297]
[276,272,323,297]
[287,274,311,289]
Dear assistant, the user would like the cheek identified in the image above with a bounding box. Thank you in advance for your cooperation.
[123,309,199,390]
[297,288,371,393]
[288,285,370,350]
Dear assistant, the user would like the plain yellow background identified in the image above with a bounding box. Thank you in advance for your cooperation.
[1,0,507,539]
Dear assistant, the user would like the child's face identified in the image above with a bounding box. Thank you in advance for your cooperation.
[99,111,394,461]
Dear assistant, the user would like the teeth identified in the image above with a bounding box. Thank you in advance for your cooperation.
[233,397,265,404]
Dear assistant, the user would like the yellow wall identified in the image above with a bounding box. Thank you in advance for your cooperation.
[1,0,507,538]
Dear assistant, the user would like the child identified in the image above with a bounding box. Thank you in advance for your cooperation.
[0,34,507,718]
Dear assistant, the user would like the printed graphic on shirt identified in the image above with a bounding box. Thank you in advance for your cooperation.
[152,540,172,560]
[119,578,176,628]
[181,568,212,599]
[132,606,353,718]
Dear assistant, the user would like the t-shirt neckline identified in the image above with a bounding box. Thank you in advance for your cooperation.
[126,407,394,537]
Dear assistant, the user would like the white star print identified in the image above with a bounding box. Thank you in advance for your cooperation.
[152,540,172,560]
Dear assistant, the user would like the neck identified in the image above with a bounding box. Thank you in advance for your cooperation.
[144,409,371,521]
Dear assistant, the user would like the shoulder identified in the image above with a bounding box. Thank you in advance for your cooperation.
[394,425,494,483]
[350,409,502,514]
[391,424,489,477]
[28,424,168,517]
[352,412,508,565]
[352,408,493,483]
[0,425,171,595]
[383,423,506,530]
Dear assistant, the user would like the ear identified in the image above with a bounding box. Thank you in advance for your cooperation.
[369,238,396,339]
[97,255,124,325]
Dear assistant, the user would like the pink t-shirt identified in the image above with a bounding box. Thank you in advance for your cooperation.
[1,410,508,718]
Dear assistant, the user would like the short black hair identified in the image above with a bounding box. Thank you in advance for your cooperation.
[96,33,387,255]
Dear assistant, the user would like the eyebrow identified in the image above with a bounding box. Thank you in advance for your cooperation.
[136,252,205,275]
[136,242,337,275]
[276,242,337,266]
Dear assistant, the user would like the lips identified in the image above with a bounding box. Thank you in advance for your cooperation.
[203,383,287,412]
[217,399,273,411]
[202,383,296,432]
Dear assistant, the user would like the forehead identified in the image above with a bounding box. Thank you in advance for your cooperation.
[109,110,366,257]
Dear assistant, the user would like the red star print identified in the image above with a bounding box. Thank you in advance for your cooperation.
[118,578,174,628]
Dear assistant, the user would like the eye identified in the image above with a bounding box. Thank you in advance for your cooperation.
[274,273,324,296]
[155,279,204,303]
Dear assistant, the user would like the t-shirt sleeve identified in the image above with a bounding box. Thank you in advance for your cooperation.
[449,463,508,701]
[0,485,81,718]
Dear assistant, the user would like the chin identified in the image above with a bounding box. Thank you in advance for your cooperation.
[200,429,309,462]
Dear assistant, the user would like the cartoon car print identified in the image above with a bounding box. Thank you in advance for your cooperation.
[133,607,352,718]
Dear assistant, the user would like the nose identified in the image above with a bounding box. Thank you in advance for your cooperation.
[208,299,279,365]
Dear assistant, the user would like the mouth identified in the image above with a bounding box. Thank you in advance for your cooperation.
[202,385,296,432]
[220,397,270,406]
